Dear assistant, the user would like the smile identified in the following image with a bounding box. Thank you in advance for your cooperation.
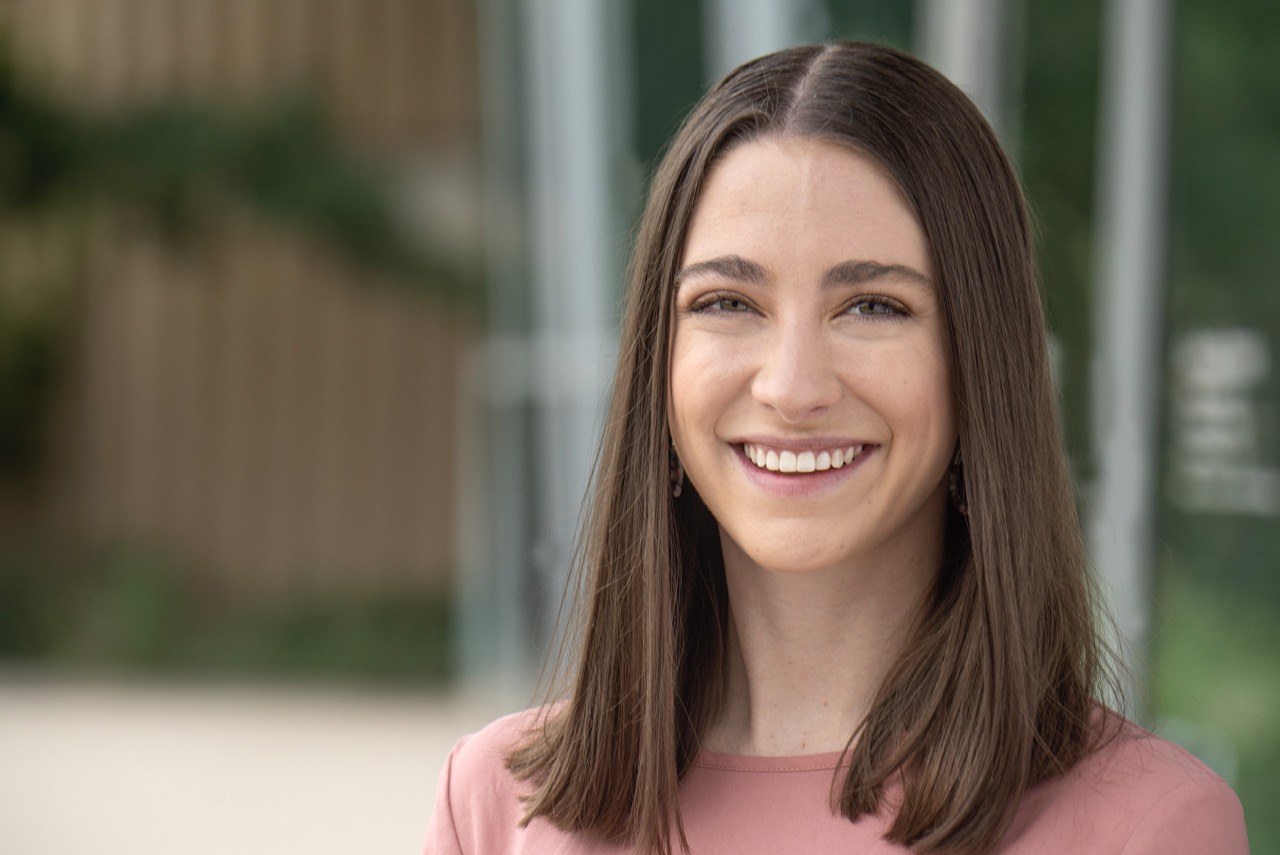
[742,442,865,473]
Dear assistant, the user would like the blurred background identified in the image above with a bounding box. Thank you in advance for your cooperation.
[0,0,1274,853]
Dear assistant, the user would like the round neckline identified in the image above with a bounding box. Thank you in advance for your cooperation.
[694,747,849,773]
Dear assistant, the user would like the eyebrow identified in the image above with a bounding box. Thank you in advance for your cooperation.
[822,259,932,290]
[674,255,767,287]
[674,254,932,290]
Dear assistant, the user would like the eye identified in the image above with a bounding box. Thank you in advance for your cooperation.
[688,291,754,314]
[843,296,907,319]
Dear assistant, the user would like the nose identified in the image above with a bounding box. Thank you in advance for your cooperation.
[750,318,842,421]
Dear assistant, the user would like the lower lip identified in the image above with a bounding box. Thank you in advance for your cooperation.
[733,445,872,497]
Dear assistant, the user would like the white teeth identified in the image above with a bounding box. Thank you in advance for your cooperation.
[744,443,865,474]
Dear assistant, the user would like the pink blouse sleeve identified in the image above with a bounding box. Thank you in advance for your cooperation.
[1119,774,1249,855]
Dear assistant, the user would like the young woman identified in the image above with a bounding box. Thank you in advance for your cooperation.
[425,42,1247,854]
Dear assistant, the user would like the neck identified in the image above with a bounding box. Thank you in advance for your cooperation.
[704,531,940,757]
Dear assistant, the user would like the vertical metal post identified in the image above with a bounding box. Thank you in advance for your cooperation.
[460,0,624,689]
[703,0,824,81]
[523,0,621,653]
[458,0,533,691]
[1088,0,1172,713]
[916,0,1007,131]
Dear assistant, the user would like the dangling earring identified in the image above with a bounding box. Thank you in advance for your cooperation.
[669,445,685,498]
[948,447,968,516]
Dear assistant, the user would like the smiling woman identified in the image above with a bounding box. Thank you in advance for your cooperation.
[424,42,1247,855]
[670,137,953,584]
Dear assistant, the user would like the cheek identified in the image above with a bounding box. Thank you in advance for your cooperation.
[858,342,955,447]
[669,335,745,438]
[916,342,956,429]
[903,357,957,456]
[667,336,705,457]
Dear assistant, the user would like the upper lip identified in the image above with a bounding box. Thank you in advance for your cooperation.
[731,435,871,451]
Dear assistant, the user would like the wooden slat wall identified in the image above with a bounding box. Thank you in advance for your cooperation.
[0,0,477,598]
[3,0,476,146]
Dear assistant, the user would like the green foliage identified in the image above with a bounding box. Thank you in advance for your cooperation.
[826,0,913,48]
[0,54,84,208]
[0,39,477,301]
[0,32,479,492]
[1151,571,1280,855]
[0,304,64,478]
[1162,508,1280,601]
[1018,0,1104,475]
[0,546,454,684]
[631,0,707,173]
[1168,0,1280,325]
[0,544,63,656]
[1153,4,1280,850]
[182,593,454,682]
[79,94,478,298]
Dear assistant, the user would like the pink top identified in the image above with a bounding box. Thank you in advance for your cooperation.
[424,708,1248,854]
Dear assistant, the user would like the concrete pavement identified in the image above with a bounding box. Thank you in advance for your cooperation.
[0,673,522,855]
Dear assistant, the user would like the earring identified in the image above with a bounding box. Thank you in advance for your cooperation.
[948,448,968,516]
[669,446,685,498]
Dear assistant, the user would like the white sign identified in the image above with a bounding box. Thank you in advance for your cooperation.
[1168,328,1278,516]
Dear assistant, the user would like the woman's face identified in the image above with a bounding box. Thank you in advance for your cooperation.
[669,135,956,575]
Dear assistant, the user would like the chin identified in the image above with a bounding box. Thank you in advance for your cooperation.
[723,532,847,576]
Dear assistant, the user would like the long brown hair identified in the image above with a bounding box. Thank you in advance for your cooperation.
[508,41,1108,854]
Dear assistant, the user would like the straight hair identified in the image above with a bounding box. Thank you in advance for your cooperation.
[509,41,1109,855]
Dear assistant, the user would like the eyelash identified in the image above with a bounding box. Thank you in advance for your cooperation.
[841,295,909,319]
[686,291,754,314]
[684,290,909,320]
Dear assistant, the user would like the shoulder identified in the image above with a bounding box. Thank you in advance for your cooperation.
[1004,714,1248,854]
[423,707,558,855]
[448,706,549,794]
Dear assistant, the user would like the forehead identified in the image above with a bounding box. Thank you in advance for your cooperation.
[680,135,931,278]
